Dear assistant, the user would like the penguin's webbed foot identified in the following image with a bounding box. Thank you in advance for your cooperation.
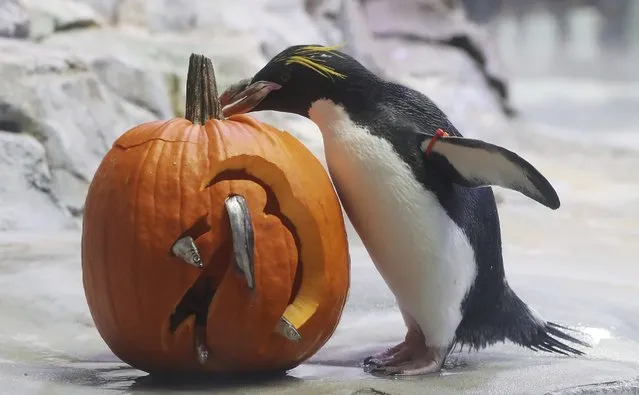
[365,345,447,377]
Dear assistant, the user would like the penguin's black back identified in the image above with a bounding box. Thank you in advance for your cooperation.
[344,80,587,355]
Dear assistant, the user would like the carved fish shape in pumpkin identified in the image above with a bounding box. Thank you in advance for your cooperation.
[81,54,350,374]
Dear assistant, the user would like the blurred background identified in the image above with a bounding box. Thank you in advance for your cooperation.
[465,0,637,78]
[1,0,639,393]
[466,0,639,145]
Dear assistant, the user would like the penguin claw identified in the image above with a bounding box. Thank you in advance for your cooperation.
[363,356,404,377]
[362,341,408,368]
[362,358,383,373]
[362,356,379,366]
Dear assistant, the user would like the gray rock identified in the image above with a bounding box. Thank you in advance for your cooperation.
[92,56,173,119]
[42,27,266,107]
[0,131,73,231]
[115,0,231,32]
[335,0,385,75]
[113,0,329,59]
[0,38,159,220]
[74,0,118,23]
[259,0,330,58]
[311,16,344,46]
[0,0,29,38]
[146,0,196,32]
[20,0,103,39]
[307,0,349,46]
[115,0,198,33]
[359,0,513,117]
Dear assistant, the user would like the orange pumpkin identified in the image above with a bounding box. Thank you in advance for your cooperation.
[81,54,350,374]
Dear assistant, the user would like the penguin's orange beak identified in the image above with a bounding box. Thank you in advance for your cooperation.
[220,79,281,117]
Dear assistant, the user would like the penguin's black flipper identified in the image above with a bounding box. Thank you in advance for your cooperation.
[420,135,561,210]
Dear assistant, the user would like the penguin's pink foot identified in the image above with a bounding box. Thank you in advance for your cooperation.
[365,344,448,377]
[363,324,424,370]
[363,340,412,369]
[363,343,401,365]
[362,325,447,376]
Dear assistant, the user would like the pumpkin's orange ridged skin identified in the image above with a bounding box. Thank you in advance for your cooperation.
[81,115,350,374]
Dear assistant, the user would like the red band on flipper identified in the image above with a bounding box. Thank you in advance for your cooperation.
[425,128,449,157]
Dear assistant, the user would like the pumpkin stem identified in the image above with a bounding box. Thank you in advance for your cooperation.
[185,53,223,123]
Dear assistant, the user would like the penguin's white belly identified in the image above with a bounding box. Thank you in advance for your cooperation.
[309,100,477,347]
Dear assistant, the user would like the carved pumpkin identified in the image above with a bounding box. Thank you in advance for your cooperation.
[81,54,350,374]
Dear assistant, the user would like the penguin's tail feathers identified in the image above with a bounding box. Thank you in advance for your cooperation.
[455,287,591,355]
[500,289,591,356]
[518,320,591,356]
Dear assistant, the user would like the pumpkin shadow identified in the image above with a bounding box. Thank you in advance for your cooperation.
[128,370,302,392]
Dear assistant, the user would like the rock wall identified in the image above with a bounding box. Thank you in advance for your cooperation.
[0,0,512,231]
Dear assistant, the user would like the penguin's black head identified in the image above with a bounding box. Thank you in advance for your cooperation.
[220,44,378,118]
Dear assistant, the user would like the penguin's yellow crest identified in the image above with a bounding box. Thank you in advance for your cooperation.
[275,44,348,80]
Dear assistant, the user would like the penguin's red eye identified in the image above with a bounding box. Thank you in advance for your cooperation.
[280,70,292,83]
